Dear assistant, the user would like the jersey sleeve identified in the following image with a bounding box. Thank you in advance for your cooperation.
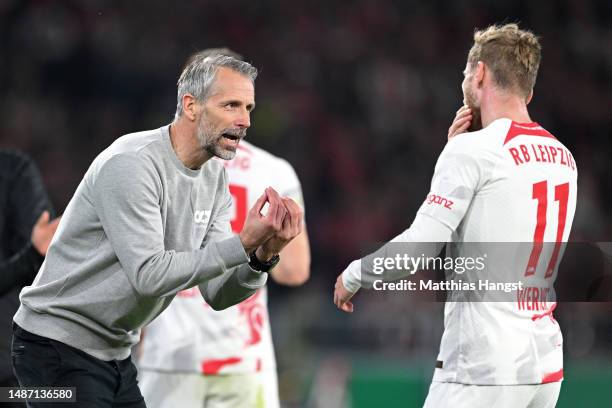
[416,136,484,231]
[342,213,452,293]
[341,136,487,293]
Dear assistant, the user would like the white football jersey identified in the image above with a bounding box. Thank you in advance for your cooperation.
[418,118,577,385]
[139,140,304,376]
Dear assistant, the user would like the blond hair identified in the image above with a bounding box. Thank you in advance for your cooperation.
[467,23,541,98]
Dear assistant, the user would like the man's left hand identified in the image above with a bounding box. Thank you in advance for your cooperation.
[256,197,303,261]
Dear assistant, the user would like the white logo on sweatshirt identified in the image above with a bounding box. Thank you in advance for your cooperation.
[194,210,211,225]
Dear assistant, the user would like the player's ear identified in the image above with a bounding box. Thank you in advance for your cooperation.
[182,93,199,121]
[526,89,533,105]
[475,61,485,87]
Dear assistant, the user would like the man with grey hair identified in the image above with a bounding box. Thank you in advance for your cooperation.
[139,48,311,408]
[12,53,303,407]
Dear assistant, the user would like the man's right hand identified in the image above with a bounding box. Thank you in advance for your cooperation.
[238,187,286,254]
[447,105,473,140]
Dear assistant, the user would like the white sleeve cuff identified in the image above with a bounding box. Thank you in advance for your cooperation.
[341,259,362,294]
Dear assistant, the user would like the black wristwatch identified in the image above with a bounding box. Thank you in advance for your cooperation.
[248,250,280,273]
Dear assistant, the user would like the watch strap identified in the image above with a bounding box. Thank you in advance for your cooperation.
[248,250,280,273]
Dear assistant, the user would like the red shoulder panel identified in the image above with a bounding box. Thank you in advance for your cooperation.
[503,122,556,145]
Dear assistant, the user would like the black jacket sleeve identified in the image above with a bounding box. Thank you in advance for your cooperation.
[0,151,52,292]
[0,243,43,295]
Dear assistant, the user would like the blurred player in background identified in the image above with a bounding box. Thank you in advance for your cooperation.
[335,23,577,408]
[139,48,311,408]
[12,53,303,407]
[0,150,60,408]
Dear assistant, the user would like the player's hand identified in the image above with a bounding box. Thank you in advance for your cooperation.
[334,273,355,313]
[447,105,473,140]
[239,187,287,254]
[31,211,61,255]
[257,197,303,261]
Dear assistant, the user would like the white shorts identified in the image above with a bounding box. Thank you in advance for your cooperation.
[423,381,561,408]
[139,370,266,408]
[260,369,280,408]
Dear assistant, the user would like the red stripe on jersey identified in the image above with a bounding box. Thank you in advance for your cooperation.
[503,122,556,145]
[531,302,557,323]
[201,357,242,375]
[256,358,262,372]
[542,368,564,383]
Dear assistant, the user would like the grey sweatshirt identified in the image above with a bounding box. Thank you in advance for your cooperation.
[14,126,267,361]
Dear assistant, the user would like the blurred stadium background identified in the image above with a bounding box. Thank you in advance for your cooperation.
[1,0,611,406]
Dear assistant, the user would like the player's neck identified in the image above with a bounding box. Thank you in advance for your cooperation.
[169,120,212,170]
[480,91,532,128]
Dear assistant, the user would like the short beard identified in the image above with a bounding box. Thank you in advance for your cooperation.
[464,87,483,131]
[196,117,239,161]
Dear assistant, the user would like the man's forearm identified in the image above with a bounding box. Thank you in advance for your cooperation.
[200,263,267,310]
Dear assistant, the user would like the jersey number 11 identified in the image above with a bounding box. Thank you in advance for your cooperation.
[524,181,570,279]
